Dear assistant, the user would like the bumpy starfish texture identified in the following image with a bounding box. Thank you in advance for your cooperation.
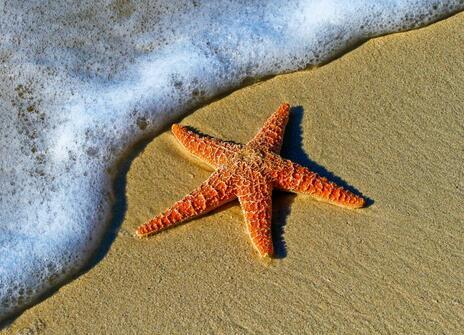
[136,103,365,257]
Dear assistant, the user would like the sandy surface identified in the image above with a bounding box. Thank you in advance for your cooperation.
[4,12,464,335]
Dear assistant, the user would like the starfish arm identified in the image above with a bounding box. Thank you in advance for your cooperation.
[247,103,290,154]
[136,169,236,237]
[171,124,243,168]
[236,172,274,257]
[269,157,365,208]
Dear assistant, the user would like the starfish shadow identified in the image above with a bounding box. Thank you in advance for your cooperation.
[281,106,373,205]
[272,191,295,258]
[269,106,373,259]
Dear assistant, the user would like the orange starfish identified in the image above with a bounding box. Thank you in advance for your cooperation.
[136,103,365,258]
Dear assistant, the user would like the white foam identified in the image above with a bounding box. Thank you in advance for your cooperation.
[0,0,462,320]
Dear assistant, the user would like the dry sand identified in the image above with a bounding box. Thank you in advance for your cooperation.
[4,12,464,335]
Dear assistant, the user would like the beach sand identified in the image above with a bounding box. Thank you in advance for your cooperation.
[4,12,464,335]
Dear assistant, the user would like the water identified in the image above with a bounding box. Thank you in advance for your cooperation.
[0,0,462,321]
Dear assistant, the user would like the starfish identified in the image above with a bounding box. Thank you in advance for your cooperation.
[136,103,365,258]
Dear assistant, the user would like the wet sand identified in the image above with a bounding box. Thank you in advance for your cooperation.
[4,12,464,335]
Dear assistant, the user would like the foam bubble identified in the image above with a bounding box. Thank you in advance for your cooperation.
[0,0,462,320]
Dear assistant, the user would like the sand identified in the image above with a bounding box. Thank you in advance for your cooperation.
[4,12,464,335]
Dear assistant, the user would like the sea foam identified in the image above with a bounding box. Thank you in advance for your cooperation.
[0,0,462,320]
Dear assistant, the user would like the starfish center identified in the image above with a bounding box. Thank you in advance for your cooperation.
[233,146,267,164]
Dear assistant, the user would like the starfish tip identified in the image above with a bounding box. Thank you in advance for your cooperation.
[135,226,149,238]
[171,123,181,132]
[260,253,273,266]
[279,102,290,113]
[354,196,366,208]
